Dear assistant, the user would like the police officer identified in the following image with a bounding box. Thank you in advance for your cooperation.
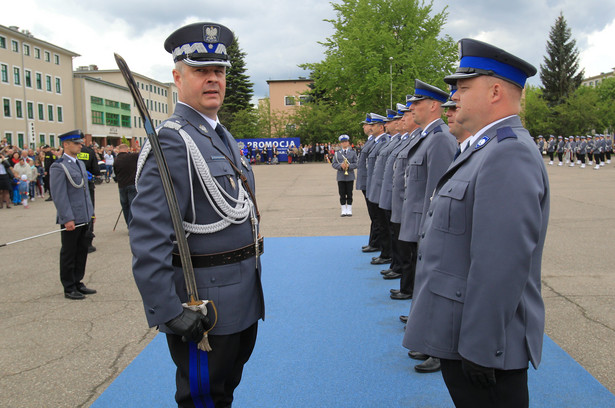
[356,115,380,252]
[546,135,556,165]
[130,22,264,407]
[577,135,587,168]
[404,38,549,407]
[78,142,100,252]
[49,130,96,300]
[43,144,57,201]
[332,134,358,216]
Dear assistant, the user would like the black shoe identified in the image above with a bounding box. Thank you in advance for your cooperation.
[45,197,53,201]
[380,269,393,275]
[390,291,412,300]
[362,245,380,253]
[65,291,85,300]
[414,357,441,373]
[78,286,97,295]
[390,289,400,294]
[383,271,401,280]
[371,257,392,265]
[399,315,408,323]
[87,245,96,253]
[408,350,429,360]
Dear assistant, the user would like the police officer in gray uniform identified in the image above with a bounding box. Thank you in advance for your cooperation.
[356,115,380,252]
[404,38,550,407]
[129,22,264,408]
[49,130,96,300]
[577,135,587,168]
[546,135,556,165]
[332,134,358,216]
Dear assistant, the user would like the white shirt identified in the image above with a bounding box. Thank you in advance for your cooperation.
[462,115,517,153]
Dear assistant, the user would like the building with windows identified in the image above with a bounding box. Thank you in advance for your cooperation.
[582,68,615,87]
[0,24,78,149]
[266,78,313,135]
[74,66,177,148]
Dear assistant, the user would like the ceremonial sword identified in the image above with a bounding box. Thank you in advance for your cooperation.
[114,53,202,308]
[0,223,87,248]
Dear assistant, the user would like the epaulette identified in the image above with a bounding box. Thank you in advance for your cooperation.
[432,125,443,134]
[497,126,517,142]
[54,157,65,164]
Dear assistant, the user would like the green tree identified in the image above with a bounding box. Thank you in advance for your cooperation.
[522,86,552,137]
[539,13,584,106]
[219,37,254,133]
[300,0,457,137]
[596,78,615,133]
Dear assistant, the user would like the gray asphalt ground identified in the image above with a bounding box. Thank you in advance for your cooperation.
[1,159,614,407]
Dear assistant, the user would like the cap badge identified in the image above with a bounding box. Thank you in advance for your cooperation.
[204,25,220,43]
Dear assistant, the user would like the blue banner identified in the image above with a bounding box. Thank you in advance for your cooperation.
[236,137,301,164]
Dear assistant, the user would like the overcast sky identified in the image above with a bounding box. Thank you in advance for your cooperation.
[4,0,615,100]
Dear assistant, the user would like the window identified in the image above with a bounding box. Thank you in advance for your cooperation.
[284,96,295,106]
[57,106,63,122]
[34,47,40,59]
[38,103,44,120]
[44,51,50,62]
[36,72,42,89]
[11,40,19,52]
[50,135,55,147]
[121,102,130,111]
[5,132,12,145]
[106,113,119,126]
[105,99,119,108]
[92,110,104,124]
[47,105,54,121]
[299,95,310,106]
[24,70,32,88]
[55,77,61,93]
[0,36,5,48]
[1,64,7,83]
[3,98,10,117]
[15,100,23,118]
[121,115,131,127]
[91,96,103,105]
[27,102,33,119]
[45,75,52,91]
[23,44,30,56]
[54,54,60,65]
[39,134,45,145]
[13,67,20,85]
[17,133,24,149]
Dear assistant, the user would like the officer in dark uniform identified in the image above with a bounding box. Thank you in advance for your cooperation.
[130,22,264,408]
[78,142,100,252]
[49,130,96,300]
[43,144,57,201]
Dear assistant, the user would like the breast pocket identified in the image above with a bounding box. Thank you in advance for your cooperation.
[432,180,469,235]
[426,269,467,352]
[407,156,425,181]
[205,159,237,192]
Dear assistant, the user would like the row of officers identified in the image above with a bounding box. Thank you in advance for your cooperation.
[537,134,613,169]
[332,38,549,408]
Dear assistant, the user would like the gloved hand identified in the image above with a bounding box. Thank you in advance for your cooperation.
[461,358,496,388]
[165,308,211,344]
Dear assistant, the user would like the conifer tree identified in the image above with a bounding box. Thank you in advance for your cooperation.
[219,37,254,132]
[540,13,584,106]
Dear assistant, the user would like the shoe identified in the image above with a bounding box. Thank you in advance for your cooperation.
[569,163,574,167]
[362,245,380,253]
[45,197,53,201]
[414,357,441,373]
[581,164,586,168]
[408,351,429,360]
[390,291,412,300]
[594,165,600,170]
[390,289,400,294]
[383,271,401,280]
[78,286,97,295]
[600,163,605,166]
[65,291,86,300]
[371,257,392,265]
[380,268,393,275]
[548,161,553,165]
[346,205,352,216]
[88,245,96,253]
[399,315,408,323]
[558,162,563,166]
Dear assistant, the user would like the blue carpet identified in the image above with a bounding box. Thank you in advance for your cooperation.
[92,236,615,407]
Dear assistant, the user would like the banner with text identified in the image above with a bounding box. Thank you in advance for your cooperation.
[237,137,301,163]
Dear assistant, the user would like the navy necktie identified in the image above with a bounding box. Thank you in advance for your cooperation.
[215,123,231,155]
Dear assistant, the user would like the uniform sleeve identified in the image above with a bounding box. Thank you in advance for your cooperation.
[349,151,358,170]
[129,128,192,328]
[49,164,74,224]
[423,134,456,215]
[459,139,546,367]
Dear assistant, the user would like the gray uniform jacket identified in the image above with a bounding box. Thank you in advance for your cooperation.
[390,129,422,223]
[404,115,549,371]
[537,140,544,152]
[332,148,358,181]
[546,139,556,153]
[365,134,390,203]
[398,119,456,243]
[606,139,613,152]
[577,141,587,155]
[49,156,94,225]
[367,133,401,204]
[355,136,375,191]
[557,141,565,153]
[130,103,264,336]
[379,133,412,211]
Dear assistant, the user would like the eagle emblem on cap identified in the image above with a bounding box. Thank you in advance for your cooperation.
[204,25,220,43]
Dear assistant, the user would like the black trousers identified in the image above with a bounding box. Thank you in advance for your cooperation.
[386,212,401,273]
[548,152,554,161]
[167,323,258,408]
[375,207,392,259]
[363,191,379,248]
[440,359,528,408]
[395,235,417,295]
[337,180,354,205]
[59,224,90,293]
[594,153,601,165]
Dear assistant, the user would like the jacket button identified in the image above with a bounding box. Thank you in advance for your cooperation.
[211,277,216,283]
[421,232,425,239]
[148,308,155,315]
[448,188,452,192]
[495,350,503,356]
[417,253,422,261]
[456,291,461,297]
[428,210,433,216]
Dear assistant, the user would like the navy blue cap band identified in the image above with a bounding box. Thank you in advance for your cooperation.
[414,88,447,103]
[459,56,528,88]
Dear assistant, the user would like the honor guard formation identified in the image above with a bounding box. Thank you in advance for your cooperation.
[538,133,612,169]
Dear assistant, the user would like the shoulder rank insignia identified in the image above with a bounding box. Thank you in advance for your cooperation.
[496,126,517,142]
[475,136,490,150]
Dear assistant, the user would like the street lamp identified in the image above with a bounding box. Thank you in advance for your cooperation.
[389,57,394,110]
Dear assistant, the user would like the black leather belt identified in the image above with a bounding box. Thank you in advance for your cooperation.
[172,238,264,269]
